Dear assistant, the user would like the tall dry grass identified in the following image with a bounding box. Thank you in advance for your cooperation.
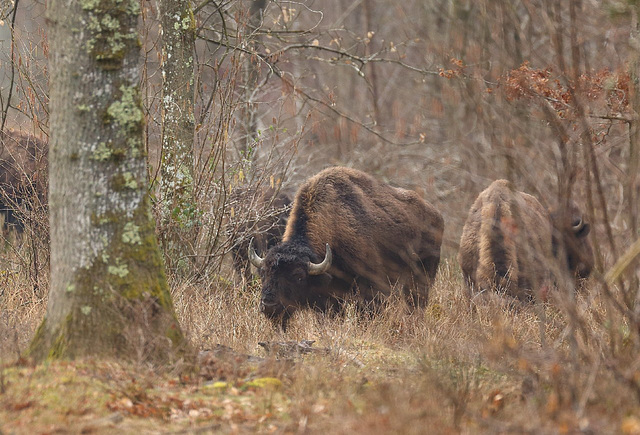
[0,228,48,360]
[0,223,636,432]
[168,258,632,432]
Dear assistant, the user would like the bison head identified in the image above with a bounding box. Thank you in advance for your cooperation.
[249,239,332,327]
[552,204,594,281]
[567,214,594,279]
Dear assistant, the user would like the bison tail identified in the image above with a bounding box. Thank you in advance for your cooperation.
[477,199,518,292]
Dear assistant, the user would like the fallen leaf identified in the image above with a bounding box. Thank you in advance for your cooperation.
[245,377,283,390]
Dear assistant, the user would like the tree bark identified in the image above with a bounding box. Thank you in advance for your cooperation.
[362,0,380,128]
[628,7,639,244]
[241,0,267,157]
[29,0,186,362]
[159,0,196,226]
[628,6,640,309]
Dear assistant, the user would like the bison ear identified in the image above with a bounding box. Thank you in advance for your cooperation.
[575,222,590,238]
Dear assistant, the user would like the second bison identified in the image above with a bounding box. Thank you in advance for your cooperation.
[228,185,292,281]
[458,179,594,301]
[249,166,444,328]
[0,129,48,231]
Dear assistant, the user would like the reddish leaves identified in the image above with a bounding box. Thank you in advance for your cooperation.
[6,400,34,411]
[499,61,631,119]
[439,58,466,79]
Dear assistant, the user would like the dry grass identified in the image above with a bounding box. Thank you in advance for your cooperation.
[2,251,639,433]
[0,236,47,360]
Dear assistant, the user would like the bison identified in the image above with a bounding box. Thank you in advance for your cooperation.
[248,166,445,328]
[0,129,48,232]
[457,179,594,301]
[228,185,292,281]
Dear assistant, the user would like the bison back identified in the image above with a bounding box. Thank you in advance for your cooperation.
[284,167,443,301]
[458,179,552,301]
[0,130,48,230]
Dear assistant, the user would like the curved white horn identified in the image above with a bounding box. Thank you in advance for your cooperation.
[248,238,264,268]
[308,243,332,275]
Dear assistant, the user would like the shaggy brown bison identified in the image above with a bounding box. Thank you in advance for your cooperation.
[0,129,48,231]
[249,166,444,328]
[458,179,594,301]
[228,185,292,281]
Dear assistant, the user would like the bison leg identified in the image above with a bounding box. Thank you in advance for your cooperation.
[422,254,440,281]
[263,309,292,332]
[403,282,429,309]
[402,255,439,308]
[279,311,293,332]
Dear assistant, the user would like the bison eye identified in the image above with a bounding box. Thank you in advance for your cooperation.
[291,268,306,282]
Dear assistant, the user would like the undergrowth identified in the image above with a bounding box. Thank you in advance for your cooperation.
[1,257,639,433]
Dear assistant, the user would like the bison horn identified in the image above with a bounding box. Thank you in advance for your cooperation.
[572,217,584,233]
[248,238,264,268]
[308,243,332,275]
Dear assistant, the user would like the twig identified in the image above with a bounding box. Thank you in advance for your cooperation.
[79,412,124,431]
[0,0,19,133]
[605,237,640,285]
[589,114,635,123]
[162,423,222,434]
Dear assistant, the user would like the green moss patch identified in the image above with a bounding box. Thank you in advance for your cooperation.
[81,0,141,69]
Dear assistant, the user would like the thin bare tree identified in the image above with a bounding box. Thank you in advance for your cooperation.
[159,0,196,230]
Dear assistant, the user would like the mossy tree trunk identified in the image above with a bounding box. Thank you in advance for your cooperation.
[29,0,186,362]
[159,0,196,231]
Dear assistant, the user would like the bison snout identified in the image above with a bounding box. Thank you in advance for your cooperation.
[576,262,591,280]
[260,300,283,317]
[260,293,280,313]
[261,292,278,305]
[260,299,278,309]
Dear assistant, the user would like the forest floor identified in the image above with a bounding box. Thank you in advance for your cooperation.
[1,260,639,434]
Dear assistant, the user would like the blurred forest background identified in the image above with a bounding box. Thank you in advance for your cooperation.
[2,0,639,271]
[2,0,640,432]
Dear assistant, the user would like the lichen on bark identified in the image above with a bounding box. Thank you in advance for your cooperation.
[30,193,186,362]
[159,0,196,232]
[80,0,141,68]
[29,0,188,364]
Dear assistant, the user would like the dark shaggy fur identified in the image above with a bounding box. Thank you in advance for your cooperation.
[253,166,444,328]
[458,179,594,301]
[0,129,48,231]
